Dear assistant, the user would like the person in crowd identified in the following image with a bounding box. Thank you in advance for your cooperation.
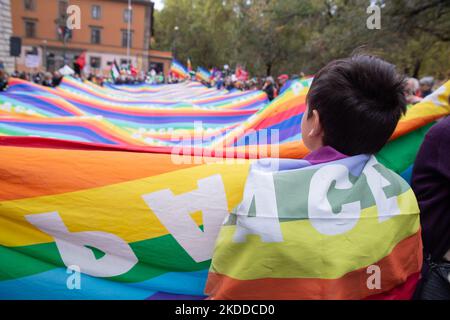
[206,54,421,300]
[224,76,235,91]
[223,64,232,78]
[157,72,165,84]
[419,77,435,97]
[262,76,275,101]
[404,77,422,105]
[278,74,290,95]
[149,69,157,84]
[213,69,223,90]
[235,81,244,91]
[412,100,450,300]
[52,71,63,87]
[42,72,53,87]
[0,69,9,92]
[32,72,43,84]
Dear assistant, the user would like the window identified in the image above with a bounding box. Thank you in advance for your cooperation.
[24,0,36,11]
[25,20,36,38]
[90,27,101,44]
[90,57,101,69]
[92,5,101,19]
[123,8,133,23]
[121,30,133,48]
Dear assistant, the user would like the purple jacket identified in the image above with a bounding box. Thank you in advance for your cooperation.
[412,116,450,261]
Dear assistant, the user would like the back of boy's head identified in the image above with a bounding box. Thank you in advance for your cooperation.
[306,54,407,156]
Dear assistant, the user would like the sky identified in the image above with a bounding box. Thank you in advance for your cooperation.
[153,0,164,11]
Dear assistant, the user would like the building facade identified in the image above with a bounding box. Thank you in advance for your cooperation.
[0,0,14,73]
[10,0,172,77]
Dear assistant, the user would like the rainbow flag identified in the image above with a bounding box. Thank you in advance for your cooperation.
[196,67,211,83]
[170,60,189,79]
[206,153,422,300]
[0,78,449,300]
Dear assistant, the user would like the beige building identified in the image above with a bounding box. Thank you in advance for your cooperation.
[0,0,14,73]
[10,0,172,77]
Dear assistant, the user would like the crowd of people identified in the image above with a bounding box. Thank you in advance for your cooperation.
[87,69,167,87]
[0,61,63,91]
[404,76,440,104]
[186,64,445,102]
[188,64,302,100]
[0,59,445,105]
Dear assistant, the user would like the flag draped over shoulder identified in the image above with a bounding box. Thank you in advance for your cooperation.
[206,153,422,300]
[170,59,189,79]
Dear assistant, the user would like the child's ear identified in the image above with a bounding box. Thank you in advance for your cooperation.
[310,109,324,137]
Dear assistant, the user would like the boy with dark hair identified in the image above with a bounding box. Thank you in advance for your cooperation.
[206,55,423,300]
[303,55,406,155]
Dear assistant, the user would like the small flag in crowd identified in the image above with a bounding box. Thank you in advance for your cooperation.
[196,67,211,83]
[110,60,120,80]
[170,59,189,79]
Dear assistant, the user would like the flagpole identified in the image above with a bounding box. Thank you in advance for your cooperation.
[127,0,132,70]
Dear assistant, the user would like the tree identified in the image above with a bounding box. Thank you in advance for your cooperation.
[154,0,450,78]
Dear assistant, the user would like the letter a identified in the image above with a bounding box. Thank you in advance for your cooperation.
[143,175,228,262]
[233,170,283,243]
[366,265,381,289]
[67,5,81,30]
[66,265,81,290]
[26,212,138,277]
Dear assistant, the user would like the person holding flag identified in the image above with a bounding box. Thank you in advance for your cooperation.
[74,52,86,77]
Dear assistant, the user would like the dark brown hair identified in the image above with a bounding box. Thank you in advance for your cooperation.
[306,54,407,155]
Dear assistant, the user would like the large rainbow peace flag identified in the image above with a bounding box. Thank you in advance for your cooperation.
[0,77,449,300]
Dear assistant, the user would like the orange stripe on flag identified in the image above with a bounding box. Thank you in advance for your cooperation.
[0,146,196,201]
[205,231,422,300]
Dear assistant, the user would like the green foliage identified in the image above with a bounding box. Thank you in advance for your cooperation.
[154,0,450,78]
